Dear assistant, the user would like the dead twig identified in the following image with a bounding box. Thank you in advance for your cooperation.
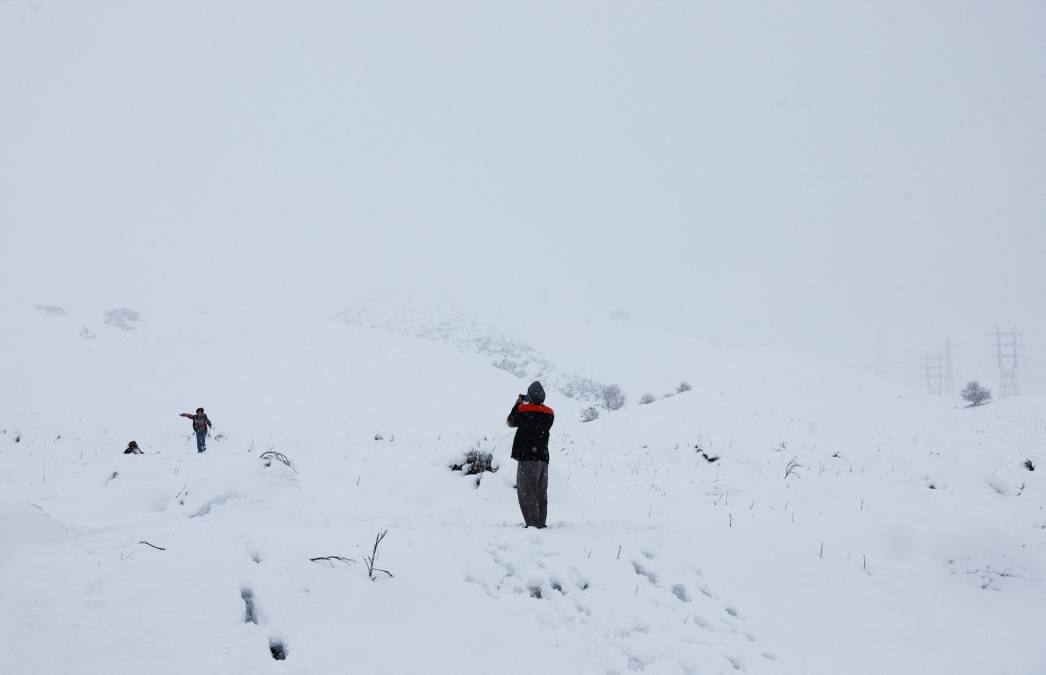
[309,555,357,568]
[260,451,296,471]
[784,456,803,480]
[364,530,393,580]
[138,540,166,551]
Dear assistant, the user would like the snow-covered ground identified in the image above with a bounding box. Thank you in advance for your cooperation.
[1,301,1043,674]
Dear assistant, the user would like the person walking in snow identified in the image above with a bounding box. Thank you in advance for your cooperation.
[507,381,555,528]
[123,440,143,455]
[180,407,214,453]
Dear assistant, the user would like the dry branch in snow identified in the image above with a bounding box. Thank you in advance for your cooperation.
[364,530,394,580]
[309,555,357,568]
[260,451,296,471]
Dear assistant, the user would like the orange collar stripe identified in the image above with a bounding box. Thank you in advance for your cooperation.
[518,403,555,416]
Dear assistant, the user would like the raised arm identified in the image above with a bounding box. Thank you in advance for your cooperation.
[506,396,523,428]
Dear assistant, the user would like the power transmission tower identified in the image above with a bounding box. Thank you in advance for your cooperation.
[924,353,944,396]
[994,325,1021,397]
[943,339,956,397]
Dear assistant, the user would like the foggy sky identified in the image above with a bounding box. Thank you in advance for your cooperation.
[2,1,1044,391]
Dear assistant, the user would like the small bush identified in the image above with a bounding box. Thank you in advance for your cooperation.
[451,449,498,475]
[1025,459,1035,472]
[676,382,692,393]
[600,385,626,411]
[579,406,600,423]
[961,381,992,407]
[638,393,656,405]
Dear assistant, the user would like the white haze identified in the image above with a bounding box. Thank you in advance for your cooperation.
[2,1,1044,391]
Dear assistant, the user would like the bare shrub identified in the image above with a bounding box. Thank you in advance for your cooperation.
[639,393,656,405]
[676,382,692,393]
[579,406,600,423]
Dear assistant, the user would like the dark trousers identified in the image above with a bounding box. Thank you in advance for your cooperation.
[516,460,548,528]
[196,431,207,452]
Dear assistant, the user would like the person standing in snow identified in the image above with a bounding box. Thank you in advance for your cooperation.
[180,407,214,453]
[507,381,555,528]
[123,440,143,455]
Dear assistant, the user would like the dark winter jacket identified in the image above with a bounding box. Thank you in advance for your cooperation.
[507,401,555,462]
[181,413,213,433]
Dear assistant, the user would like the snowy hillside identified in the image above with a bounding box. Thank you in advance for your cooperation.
[1,301,1043,675]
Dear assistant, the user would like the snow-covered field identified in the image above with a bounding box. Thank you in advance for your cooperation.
[1,301,1043,674]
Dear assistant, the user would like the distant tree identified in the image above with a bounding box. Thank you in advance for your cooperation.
[639,393,656,405]
[676,381,692,393]
[579,406,600,423]
[961,381,992,407]
[600,384,626,411]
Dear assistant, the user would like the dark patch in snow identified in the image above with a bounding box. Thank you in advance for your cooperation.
[632,561,659,586]
[241,588,258,624]
[190,493,239,518]
[1024,459,1035,472]
[269,639,287,660]
[103,308,142,331]
[671,584,690,602]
